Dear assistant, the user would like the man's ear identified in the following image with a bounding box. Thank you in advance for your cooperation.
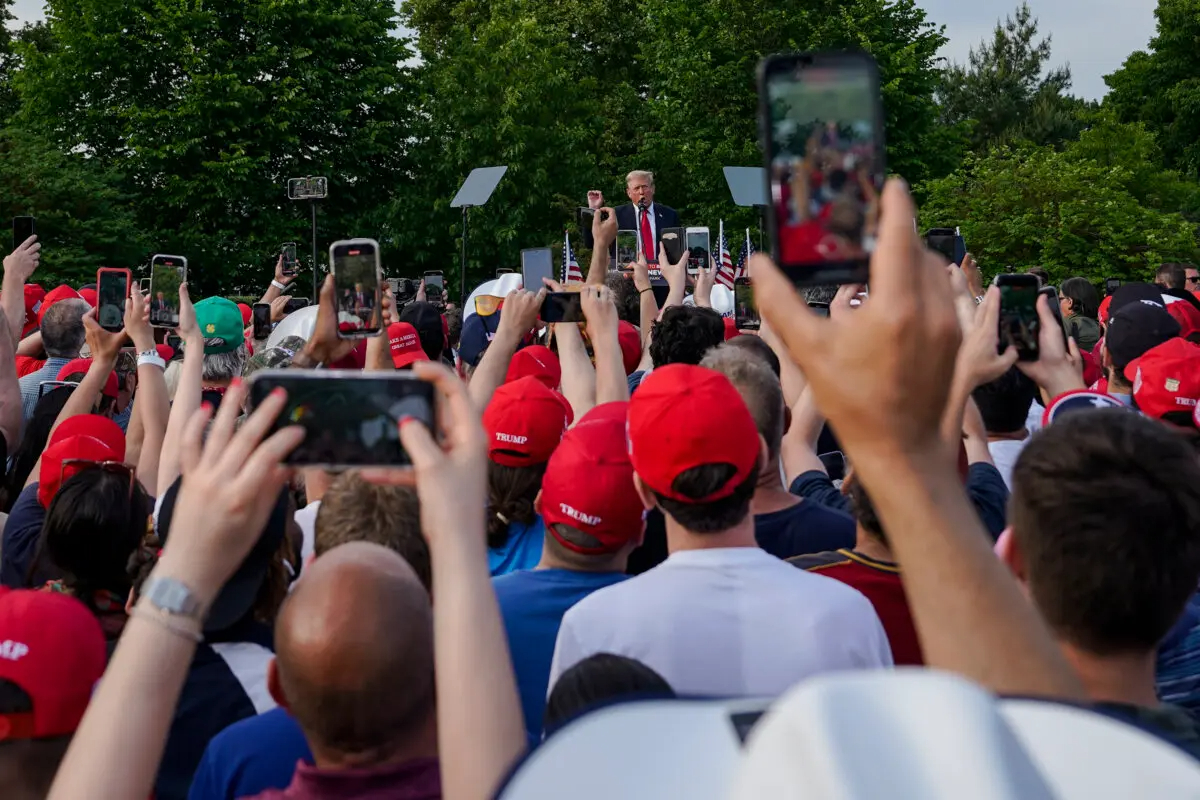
[533,489,543,516]
[267,658,290,712]
[632,473,657,512]
[782,404,793,437]
[995,527,1028,587]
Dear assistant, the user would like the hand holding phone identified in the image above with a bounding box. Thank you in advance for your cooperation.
[12,216,35,252]
[540,291,585,323]
[280,243,298,278]
[96,268,132,334]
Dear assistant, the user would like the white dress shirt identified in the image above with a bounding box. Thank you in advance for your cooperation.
[549,547,892,698]
[636,202,658,258]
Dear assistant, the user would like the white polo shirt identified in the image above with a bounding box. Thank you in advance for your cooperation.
[548,547,892,698]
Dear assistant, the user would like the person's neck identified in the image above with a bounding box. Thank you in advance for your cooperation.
[986,428,1029,443]
[302,468,335,505]
[665,513,757,553]
[1107,375,1132,395]
[1059,643,1159,708]
[312,714,438,771]
[535,543,626,574]
[750,460,800,516]
[852,528,894,564]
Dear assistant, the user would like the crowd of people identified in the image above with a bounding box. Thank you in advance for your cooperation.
[1,175,1200,799]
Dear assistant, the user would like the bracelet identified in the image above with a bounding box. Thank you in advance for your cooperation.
[973,295,986,305]
[639,287,653,295]
[130,605,203,643]
[138,349,166,370]
[271,279,288,290]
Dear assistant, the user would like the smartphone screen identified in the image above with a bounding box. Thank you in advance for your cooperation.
[541,292,584,324]
[924,229,957,263]
[760,51,885,286]
[252,303,272,340]
[12,217,35,251]
[97,269,130,333]
[1105,278,1121,296]
[521,248,554,290]
[330,239,382,337]
[615,231,639,268]
[149,255,186,328]
[248,370,436,467]
[686,230,710,274]
[423,271,444,301]
[281,242,298,277]
[284,297,310,314]
[661,228,685,265]
[734,279,759,330]
[997,275,1041,361]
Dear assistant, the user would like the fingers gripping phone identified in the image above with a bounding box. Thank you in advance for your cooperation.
[330,239,383,338]
[521,248,554,292]
[615,231,639,270]
[149,255,187,328]
[686,227,711,276]
[247,370,437,467]
[252,303,273,340]
[96,268,131,333]
[734,277,760,330]
[12,217,35,252]
[758,51,886,287]
[996,274,1041,361]
[281,242,298,277]
[540,292,585,323]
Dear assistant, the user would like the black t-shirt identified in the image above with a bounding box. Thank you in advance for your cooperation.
[754,500,856,560]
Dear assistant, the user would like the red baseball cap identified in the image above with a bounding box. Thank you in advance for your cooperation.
[77,287,97,308]
[723,317,738,341]
[541,417,644,553]
[1126,338,1200,420]
[37,285,82,326]
[505,345,561,389]
[483,376,570,467]
[37,415,126,508]
[387,322,430,369]
[628,364,760,503]
[156,343,175,362]
[1165,299,1200,339]
[582,401,629,426]
[617,321,641,376]
[57,358,118,399]
[0,589,105,741]
[1098,294,1113,325]
[23,284,45,317]
[237,302,252,326]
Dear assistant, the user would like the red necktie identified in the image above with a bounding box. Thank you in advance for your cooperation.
[640,208,655,263]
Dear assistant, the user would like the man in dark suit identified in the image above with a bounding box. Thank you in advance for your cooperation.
[582,170,680,263]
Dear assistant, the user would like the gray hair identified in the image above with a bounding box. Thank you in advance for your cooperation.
[40,299,89,358]
[201,342,248,382]
[625,170,655,187]
[701,344,784,462]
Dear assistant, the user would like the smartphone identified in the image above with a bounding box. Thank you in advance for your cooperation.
[247,370,437,467]
[579,207,609,223]
[281,242,298,277]
[38,380,75,400]
[540,291,585,323]
[12,216,35,251]
[140,277,151,294]
[924,228,957,263]
[521,248,554,291]
[734,278,759,330]
[283,297,310,314]
[252,303,273,340]
[149,255,187,328]
[330,239,382,338]
[496,268,514,277]
[96,268,131,333]
[661,227,685,265]
[686,227,711,276]
[1105,277,1121,297]
[423,271,445,306]
[996,274,1041,362]
[615,230,639,269]
[759,51,886,286]
[1039,285,1069,346]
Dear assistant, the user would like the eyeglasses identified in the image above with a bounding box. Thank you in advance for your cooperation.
[59,459,136,502]
[1188,276,1200,285]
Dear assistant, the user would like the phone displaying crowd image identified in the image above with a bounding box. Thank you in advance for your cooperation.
[686,228,710,275]
[423,271,445,307]
[330,239,382,338]
[615,231,639,270]
[281,242,298,277]
[252,303,272,340]
[149,255,186,328]
[541,291,584,323]
[734,278,759,330]
[997,274,1041,361]
[12,216,35,251]
[247,370,437,467]
[521,248,554,291]
[96,268,131,333]
[759,51,886,287]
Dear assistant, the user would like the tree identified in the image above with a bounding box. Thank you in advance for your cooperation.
[918,118,1200,283]
[938,3,1083,152]
[16,0,418,295]
[1106,0,1200,178]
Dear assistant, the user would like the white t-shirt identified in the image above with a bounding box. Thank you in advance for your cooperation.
[548,547,892,698]
[294,500,321,562]
[987,439,1030,491]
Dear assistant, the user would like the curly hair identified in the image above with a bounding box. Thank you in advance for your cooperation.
[605,273,641,326]
[649,305,724,369]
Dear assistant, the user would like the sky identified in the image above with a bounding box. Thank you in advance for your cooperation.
[8,0,1161,101]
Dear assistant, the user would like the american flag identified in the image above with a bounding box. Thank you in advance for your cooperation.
[716,220,736,290]
[563,232,583,285]
[735,227,755,279]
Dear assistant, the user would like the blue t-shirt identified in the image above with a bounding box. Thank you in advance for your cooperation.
[1,483,46,588]
[188,706,312,800]
[493,568,629,746]
[754,500,856,560]
[488,516,546,577]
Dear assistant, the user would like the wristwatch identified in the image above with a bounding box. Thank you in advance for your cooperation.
[141,575,206,622]
[138,348,166,370]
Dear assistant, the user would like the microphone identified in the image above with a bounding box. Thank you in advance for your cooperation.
[637,198,649,212]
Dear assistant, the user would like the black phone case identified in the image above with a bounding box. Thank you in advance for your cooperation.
[661,228,686,264]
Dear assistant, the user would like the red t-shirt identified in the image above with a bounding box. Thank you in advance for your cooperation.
[789,549,924,666]
[16,355,46,378]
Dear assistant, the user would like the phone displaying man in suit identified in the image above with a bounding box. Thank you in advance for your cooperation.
[582,170,682,264]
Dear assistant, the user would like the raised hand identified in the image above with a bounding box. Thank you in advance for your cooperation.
[301,274,357,366]
[176,283,199,343]
[592,206,618,252]
[1016,293,1086,399]
[587,190,604,210]
[274,254,294,286]
[269,295,289,323]
[3,235,40,285]
[124,284,155,353]
[83,307,126,365]
[581,283,618,340]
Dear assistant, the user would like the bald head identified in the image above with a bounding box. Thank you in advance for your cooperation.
[274,542,435,761]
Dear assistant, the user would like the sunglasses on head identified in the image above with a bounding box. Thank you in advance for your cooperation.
[59,459,136,501]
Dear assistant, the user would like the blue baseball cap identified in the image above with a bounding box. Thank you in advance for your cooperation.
[459,311,501,368]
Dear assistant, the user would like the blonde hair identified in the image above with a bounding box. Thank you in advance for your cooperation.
[626,170,655,188]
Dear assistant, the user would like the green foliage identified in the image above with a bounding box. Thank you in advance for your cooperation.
[938,3,1085,153]
[1105,0,1200,178]
[918,117,1200,283]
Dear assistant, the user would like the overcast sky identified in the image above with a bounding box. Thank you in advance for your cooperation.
[8,0,1160,101]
